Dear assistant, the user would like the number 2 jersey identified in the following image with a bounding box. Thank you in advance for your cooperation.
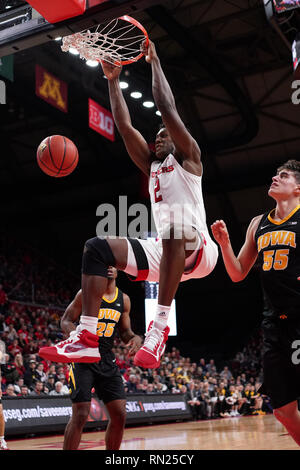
[254,204,300,319]
[96,287,124,354]
[149,154,210,238]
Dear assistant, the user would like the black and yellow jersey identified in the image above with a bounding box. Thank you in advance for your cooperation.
[97,287,124,353]
[254,204,300,319]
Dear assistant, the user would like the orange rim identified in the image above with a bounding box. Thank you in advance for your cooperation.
[118,15,149,65]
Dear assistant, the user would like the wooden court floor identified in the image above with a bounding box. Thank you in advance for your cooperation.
[5,414,299,450]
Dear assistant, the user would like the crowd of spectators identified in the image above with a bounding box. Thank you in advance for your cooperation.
[0,234,78,307]
[0,235,272,422]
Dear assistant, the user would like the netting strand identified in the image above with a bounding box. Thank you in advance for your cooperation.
[61,17,147,65]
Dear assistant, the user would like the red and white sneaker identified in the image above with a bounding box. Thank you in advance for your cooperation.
[134,321,169,369]
[0,438,9,450]
[38,328,100,363]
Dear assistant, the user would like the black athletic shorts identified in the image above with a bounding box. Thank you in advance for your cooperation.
[259,316,300,410]
[68,350,126,404]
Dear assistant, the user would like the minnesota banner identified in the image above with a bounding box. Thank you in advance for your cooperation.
[35,64,68,112]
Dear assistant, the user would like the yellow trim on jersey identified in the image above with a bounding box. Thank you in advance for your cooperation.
[69,363,76,390]
[268,204,300,225]
[102,287,118,304]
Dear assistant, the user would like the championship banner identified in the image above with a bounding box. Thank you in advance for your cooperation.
[3,394,191,436]
[35,65,68,113]
[88,98,115,141]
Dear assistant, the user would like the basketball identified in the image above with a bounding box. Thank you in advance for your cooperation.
[37,135,78,177]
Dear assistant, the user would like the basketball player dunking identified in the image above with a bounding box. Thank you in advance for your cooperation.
[39,40,218,369]
[62,267,141,450]
[211,160,300,446]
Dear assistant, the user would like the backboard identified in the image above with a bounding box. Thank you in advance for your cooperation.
[0,0,160,58]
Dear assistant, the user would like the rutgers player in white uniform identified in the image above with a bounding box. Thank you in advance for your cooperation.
[133,152,217,284]
[39,40,218,369]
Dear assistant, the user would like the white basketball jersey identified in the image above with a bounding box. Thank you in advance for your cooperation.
[149,154,207,238]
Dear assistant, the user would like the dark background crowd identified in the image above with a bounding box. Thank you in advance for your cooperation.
[0,233,272,421]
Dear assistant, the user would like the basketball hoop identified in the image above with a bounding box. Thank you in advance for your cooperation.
[61,15,149,67]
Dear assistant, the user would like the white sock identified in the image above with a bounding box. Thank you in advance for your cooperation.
[153,304,171,331]
[79,315,98,335]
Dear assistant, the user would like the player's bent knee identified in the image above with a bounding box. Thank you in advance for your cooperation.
[82,237,116,276]
[72,403,90,426]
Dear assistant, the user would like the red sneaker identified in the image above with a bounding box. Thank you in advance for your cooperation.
[38,328,100,363]
[133,321,169,369]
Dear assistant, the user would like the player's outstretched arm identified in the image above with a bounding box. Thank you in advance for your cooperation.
[118,294,142,356]
[211,217,260,282]
[145,41,201,175]
[101,59,152,176]
[60,290,82,336]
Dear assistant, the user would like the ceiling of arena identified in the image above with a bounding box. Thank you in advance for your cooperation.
[0,0,299,352]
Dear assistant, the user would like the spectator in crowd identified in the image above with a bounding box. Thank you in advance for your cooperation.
[23,359,38,389]
[7,324,18,343]
[220,366,233,381]
[45,374,56,393]
[49,381,66,396]
[13,377,25,394]
[126,375,138,394]
[19,385,29,397]
[35,363,47,383]
[7,339,22,356]
[1,354,20,385]
[13,352,25,377]
[186,381,204,421]
[30,380,46,396]
[5,384,17,397]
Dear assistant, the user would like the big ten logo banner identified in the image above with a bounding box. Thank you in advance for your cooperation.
[88,98,115,142]
[35,65,68,113]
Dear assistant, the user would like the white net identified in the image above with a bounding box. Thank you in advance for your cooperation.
[61,17,147,66]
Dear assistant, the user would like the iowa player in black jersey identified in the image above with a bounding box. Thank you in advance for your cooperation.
[211,159,300,446]
[61,267,141,450]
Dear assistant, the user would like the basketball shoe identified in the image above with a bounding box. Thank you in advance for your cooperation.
[0,438,8,450]
[134,320,169,369]
[38,328,100,363]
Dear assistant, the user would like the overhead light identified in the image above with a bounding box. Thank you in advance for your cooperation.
[120,81,129,89]
[69,47,79,55]
[143,101,154,108]
[156,110,161,116]
[130,91,142,99]
[86,59,99,67]
[54,37,62,41]
[5,5,12,9]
